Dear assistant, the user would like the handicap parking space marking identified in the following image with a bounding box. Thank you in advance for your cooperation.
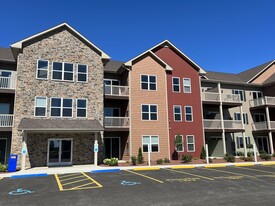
[8,188,34,196]
[213,175,244,180]
[166,177,201,183]
[163,168,214,181]
[55,172,102,191]
[125,170,164,183]
[121,180,141,186]
[204,167,257,179]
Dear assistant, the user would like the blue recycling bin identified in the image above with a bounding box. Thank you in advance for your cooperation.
[8,154,18,172]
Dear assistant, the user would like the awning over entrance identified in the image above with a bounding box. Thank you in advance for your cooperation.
[18,118,104,132]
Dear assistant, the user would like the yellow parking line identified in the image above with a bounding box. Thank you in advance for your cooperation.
[59,175,84,182]
[171,165,195,169]
[81,172,103,188]
[236,166,275,174]
[55,174,64,191]
[62,178,88,186]
[70,182,95,190]
[205,168,256,178]
[164,168,214,181]
[58,173,80,179]
[125,170,163,183]
[133,167,160,171]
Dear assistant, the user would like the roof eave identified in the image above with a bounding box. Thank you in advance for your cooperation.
[247,60,275,83]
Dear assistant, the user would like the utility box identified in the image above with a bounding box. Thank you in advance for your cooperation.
[8,154,18,172]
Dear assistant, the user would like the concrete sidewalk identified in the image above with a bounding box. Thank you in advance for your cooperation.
[1,161,275,178]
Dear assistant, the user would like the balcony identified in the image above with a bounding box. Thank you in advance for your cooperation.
[0,76,16,92]
[104,117,129,131]
[0,114,13,130]
[250,97,275,108]
[223,120,243,130]
[104,85,129,99]
[203,119,222,130]
[201,92,241,105]
[252,121,275,131]
[203,119,243,131]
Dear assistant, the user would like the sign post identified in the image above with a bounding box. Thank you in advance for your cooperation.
[148,144,151,166]
[253,143,257,163]
[21,143,27,171]
[94,140,98,166]
[206,144,209,164]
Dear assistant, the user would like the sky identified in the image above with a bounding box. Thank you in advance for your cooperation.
[1,0,275,73]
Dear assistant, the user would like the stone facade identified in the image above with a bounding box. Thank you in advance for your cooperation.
[11,28,104,167]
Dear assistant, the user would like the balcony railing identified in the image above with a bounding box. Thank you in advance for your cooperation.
[0,76,16,90]
[0,114,13,127]
[201,92,240,103]
[104,117,129,128]
[250,96,275,107]
[201,92,219,102]
[270,121,275,130]
[203,119,243,130]
[252,122,268,131]
[221,93,240,103]
[104,85,129,97]
[223,120,243,130]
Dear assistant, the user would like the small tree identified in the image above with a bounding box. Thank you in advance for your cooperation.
[137,147,144,164]
[174,134,183,151]
[200,146,206,159]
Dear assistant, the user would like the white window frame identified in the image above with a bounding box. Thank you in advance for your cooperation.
[76,98,87,118]
[34,96,47,117]
[52,62,74,82]
[186,135,195,152]
[175,135,184,152]
[233,89,245,101]
[185,106,193,122]
[77,64,88,83]
[252,91,263,99]
[173,105,182,121]
[172,77,180,93]
[140,74,157,91]
[253,113,266,122]
[142,135,159,153]
[50,97,73,118]
[237,136,251,149]
[183,78,191,93]
[36,59,49,80]
[141,104,158,121]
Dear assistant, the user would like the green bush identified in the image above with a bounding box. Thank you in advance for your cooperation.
[236,151,244,156]
[260,151,271,161]
[247,152,254,157]
[193,157,198,160]
[200,146,206,159]
[244,157,253,162]
[181,154,192,163]
[0,164,8,172]
[164,158,170,163]
[137,147,144,164]
[156,159,163,165]
[131,156,137,165]
[224,154,235,162]
[273,153,275,157]
[103,158,118,166]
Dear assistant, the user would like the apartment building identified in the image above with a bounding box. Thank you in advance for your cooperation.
[0,23,275,168]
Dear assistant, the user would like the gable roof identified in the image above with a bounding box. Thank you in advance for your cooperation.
[0,48,15,62]
[205,71,245,84]
[238,60,275,83]
[11,23,110,59]
[104,60,125,73]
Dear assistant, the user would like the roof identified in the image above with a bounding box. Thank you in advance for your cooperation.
[11,22,110,59]
[0,48,15,62]
[238,60,275,83]
[263,73,275,85]
[18,118,104,132]
[104,60,125,73]
[205,71,245,83]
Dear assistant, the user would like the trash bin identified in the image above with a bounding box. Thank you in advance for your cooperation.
[8,154,18,172]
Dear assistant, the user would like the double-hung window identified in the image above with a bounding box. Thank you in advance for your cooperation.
[237,136,251,148]
[77,99,87,118]
[36,60,49,79]
[183,78,191,93]
[185,106,193,121]
[51,98,73,117]
[34,97,47,117]
[175,135,183,152]
[142,104,157,120]
[186,135,195,152]
[233,89,245,101]
[142,135,159,152]
[77,64,88,82]
[141,75,156,90]
[234,112,248,125]
[52,62,74,81]
[173,105,182,121]
[252,91,263,99]
[172,77,180,92]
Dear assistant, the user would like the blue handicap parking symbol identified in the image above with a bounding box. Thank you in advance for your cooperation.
[121,180,141,186]
[9,188,34,196]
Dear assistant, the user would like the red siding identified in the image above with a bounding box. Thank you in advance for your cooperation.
[154,47,204,159]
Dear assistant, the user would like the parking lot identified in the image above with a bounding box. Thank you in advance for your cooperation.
[1,165,275,205]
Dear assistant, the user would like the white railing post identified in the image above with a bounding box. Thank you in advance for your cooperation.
[206,144,209,164]
[253,143,257,163]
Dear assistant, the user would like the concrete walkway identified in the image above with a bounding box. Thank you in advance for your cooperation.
[1,161,275,178]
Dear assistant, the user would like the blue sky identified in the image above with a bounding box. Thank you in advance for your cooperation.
[1,0,275,73]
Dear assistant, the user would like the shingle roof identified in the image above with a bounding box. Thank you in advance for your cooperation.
[104,60,125,73]
[238,60,274,83]
[263,73,275,85]
[18,118,104,131]
[205,71,245,83]
[0,48,15,62]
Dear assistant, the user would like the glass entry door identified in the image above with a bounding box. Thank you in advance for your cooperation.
[48,139,72,166]
[104,137,120,159]
[257,137,269,154]
[0,138,7,164]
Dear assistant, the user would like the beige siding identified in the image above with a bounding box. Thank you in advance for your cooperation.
[252,64,275,84]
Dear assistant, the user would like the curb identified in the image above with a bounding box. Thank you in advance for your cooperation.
[234,163,254,167]
[204,164,226,168]
[261,162,275,166]
[11,173,48,179]
[171,165,195,169]
[133,167,160,171]
[91,169,121,173]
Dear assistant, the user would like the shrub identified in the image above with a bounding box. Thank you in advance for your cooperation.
[103,158,118,166]
[193,157,198,160]
[273,153,275,157]
[208,158,213,163]
[182,154,192,163]
[236,151,244,156]
[224,154,235,162]
[156,159,163,165]
[164,158,170,163]
[172,150,179,160]
[247,152,254,157]
[244,157,253,162]
[0,164,7,172]
[260,151,271,161]
[131,156,137,165]
[200,146,206,159]
[137,147,144,164]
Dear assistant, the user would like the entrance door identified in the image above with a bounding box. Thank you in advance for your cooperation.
[48,139,72,166]
[104,137,120,159]
[0,138,7,164]
[257,137,269,153]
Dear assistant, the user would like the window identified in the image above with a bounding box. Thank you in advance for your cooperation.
[142,135,159,152]
[77,99,87,118]
[237,136,251,149]
[175,135,183,152]
[185,106,193,121]
[183,78,191,93]
[234,113,249,125]
[51,98,73,117]
[142,104,157,120]
[172,77,180,92]
[233,89,246,101]
[34,97,47,117]
[52,62,74,81]
[77,64,88,82]
[104,79,120,95]
[36,60,48,79]
[186,135,195,152]
[141,75,156,90]
[253,113,265,122]
[252,91,263,99]
[173,105,182,121]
